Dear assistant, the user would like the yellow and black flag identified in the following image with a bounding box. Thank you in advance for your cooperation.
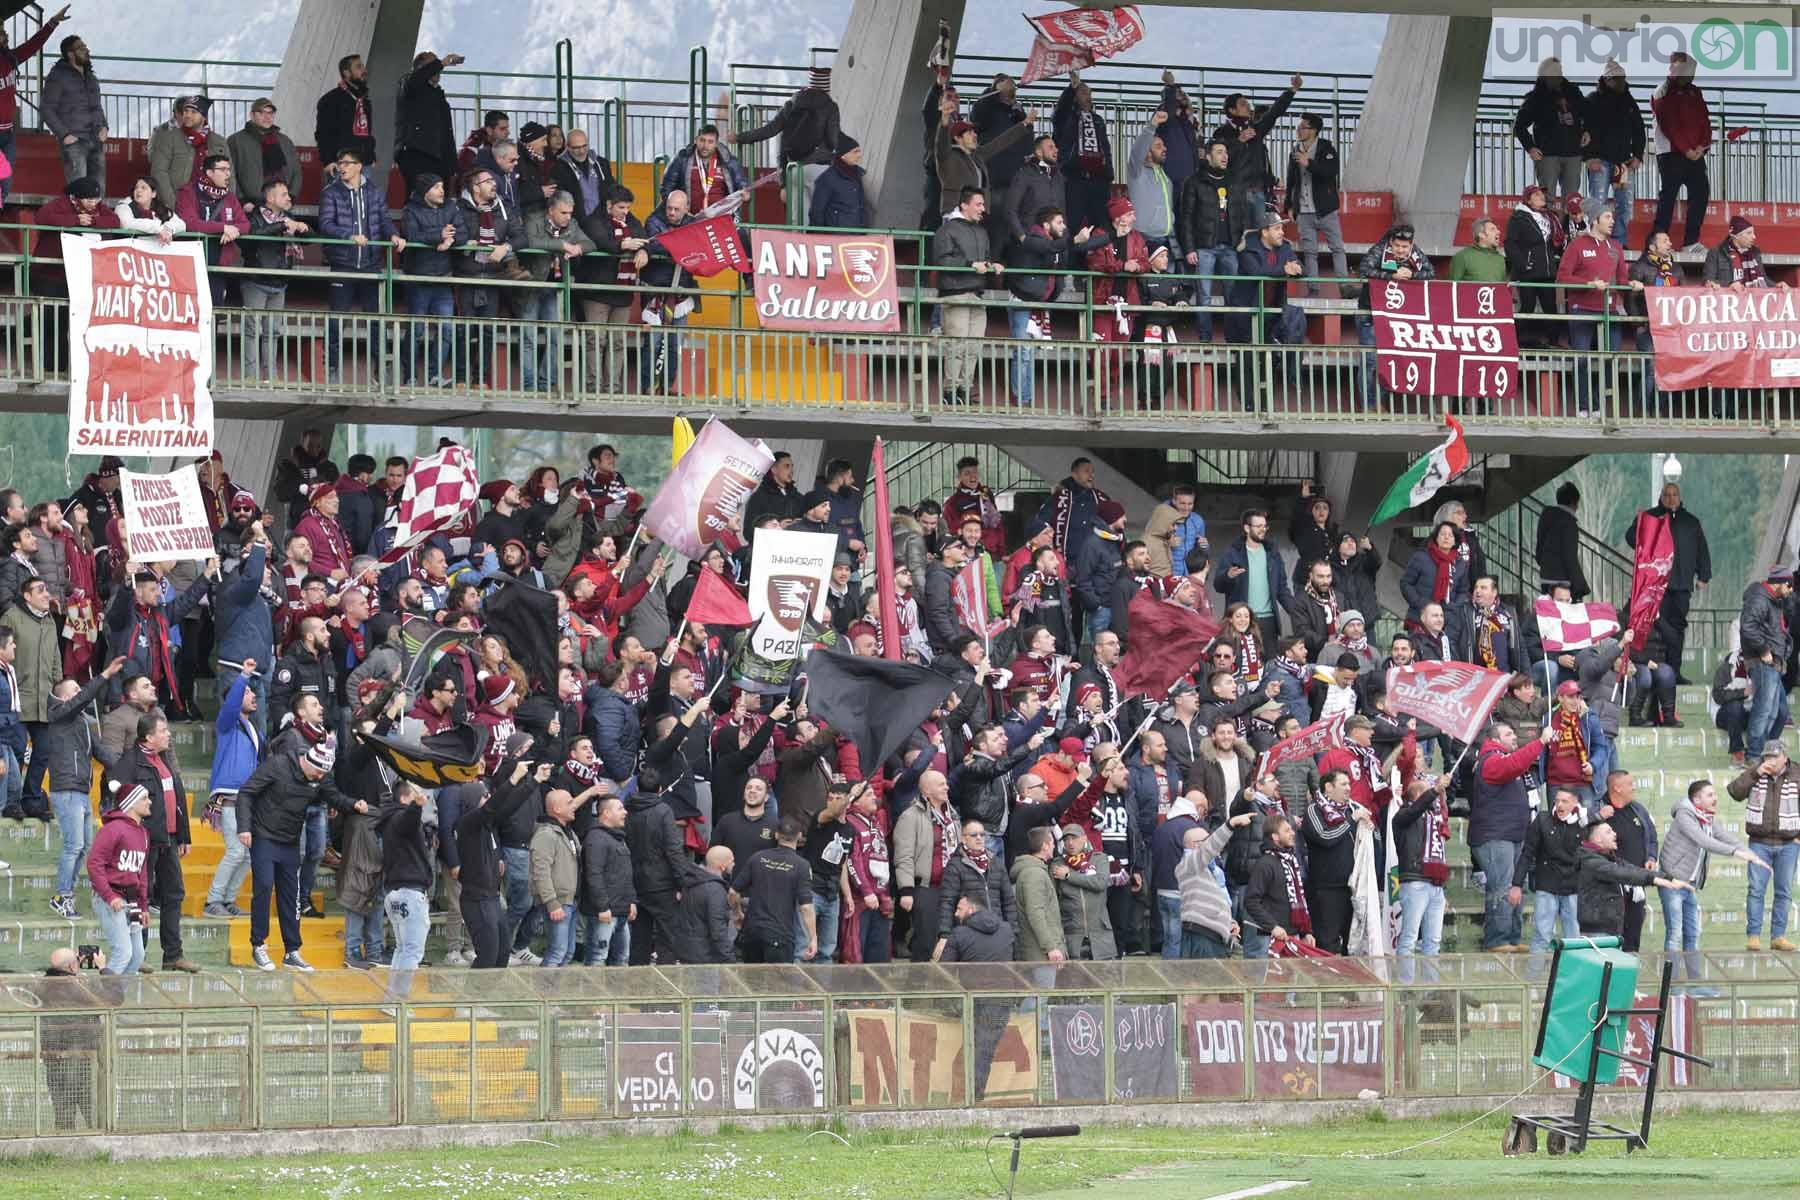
[359,723,490,788]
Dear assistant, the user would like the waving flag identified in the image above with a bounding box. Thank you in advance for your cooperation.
[1116,589,1220,697]
[1026,6,1146,56]
[1627,511,1675,647]
[652,214,750,277]
[1370,416,1469,526]
[1256,712,1346,778]
[642,418,774,559]
[378,442,479,565]
[1533,597,1621,652]
[1384,660,1511,745]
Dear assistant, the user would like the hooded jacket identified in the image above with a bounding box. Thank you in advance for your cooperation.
[87,807,150,911]
[236,750,352,845]
[1513,77,1588,159]
[1585,80,1646,165]
[738,86,841,168]
[624,789,687,896]
[41,56,106,140]
[1660,796,1747,887]
[938,904,1015,962]
[669,863,734,963]
[453,776,533,901]
[1010,852,1067,961]
[148,117,228,211]
[1467,735,1544,847]
[1652,71,1712,157]
[1505,204,1556,281]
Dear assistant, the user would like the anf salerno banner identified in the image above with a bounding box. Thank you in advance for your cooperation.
[1648,286,1800,389]
[752,230,900,332]
[64,235,214,455]
[1371,279,1519,400]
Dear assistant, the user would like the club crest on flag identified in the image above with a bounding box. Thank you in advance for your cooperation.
[839,241,892,299]
[766,576,818,633]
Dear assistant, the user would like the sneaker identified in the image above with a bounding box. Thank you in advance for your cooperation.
[510,947,540,966]
[166,958,201,974]
[283,951,316,973]
[203,902,234,919]
[301,904,326,919]
[1747,936,1764,952]
[50,894,76,919]
[1773,937,1796,953]
[226,903,247,917]
[252,944,276,972]
[444,948,474,967]
[345,955,372,971]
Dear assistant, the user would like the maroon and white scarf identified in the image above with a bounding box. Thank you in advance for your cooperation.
[564,755,601,786]
[1420,791,1450,885]
[1309,586,1340,640]
[1278,848,1312,935]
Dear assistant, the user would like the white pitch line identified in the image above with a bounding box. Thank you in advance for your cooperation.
[1199,1182,1310,1200]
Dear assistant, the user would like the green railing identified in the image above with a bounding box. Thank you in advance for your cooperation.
[5,954,1799,1137]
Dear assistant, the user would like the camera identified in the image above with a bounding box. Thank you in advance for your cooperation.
[76,945,100,970]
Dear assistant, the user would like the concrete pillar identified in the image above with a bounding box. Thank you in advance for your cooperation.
[1754,457,1800,588]
[212,415,337,532]
[1342,15,1491,253]
[834,0,967,227]
[270,0,426,172]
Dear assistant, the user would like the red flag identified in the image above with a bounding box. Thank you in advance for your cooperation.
[1628,511,1675,647]
[1116,589,1220,696]
[1021,36,1092,85]
[951,559,990,638]
[1026,6,1146,57]
[870,438,902,661]
[685,566,753,628]
[651,214,749,277]
[1383,661,1512,745]
[1256,713,1346,779]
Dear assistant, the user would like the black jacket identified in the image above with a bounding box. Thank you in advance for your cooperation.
[1052,88,1113,181]
[104,745,190,847]
[1625,504,1710,591]
[1576,846,1665,936]
[624,790,688,897]
[1285,586,1346,661]
[1003,158,1064,246]
[1178,162,1243,254]
[743,476,803,539]
[1513,79,1588,158]
[710,718,776,824]
[1505,206,1555,282]
[1242,847,1295,933]
[939,906,1015,961]
[453,778,533,901]
[1534,504,1589,601]
[739,87,840,168]
[950,745,1031,828]
[669,863,734,963]
[550,153,617,223]
[1007,224,1107,302]
[1514,809,1585,895]
[394,60,455,168]
[936,849,1017,938]
[1584,83,1646,166]
[379,796,434,893]
[1211,88,1295,195]
[1281,136,1340,217]
[581,824,636,916]
[1329,549,1380,623]
[235,752,352,846]
[271,644,339,726]
[315,80,376,167]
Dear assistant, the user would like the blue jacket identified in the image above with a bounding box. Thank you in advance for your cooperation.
[214,544,274,670]
[1129,759,1187,835]
[808,160,868,229]
[318,177,398,271]
[1210,534,1292,614]
[1400,546,1472,621]
[1073,526,1124,610]
[659,144,749,203]
[210,673,265,794]
[1000,708,1050,782]
[585,687,642,783]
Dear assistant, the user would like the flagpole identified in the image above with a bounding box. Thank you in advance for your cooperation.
[662,617,689,667]
[621,525,644,564]
[705,662,732,700]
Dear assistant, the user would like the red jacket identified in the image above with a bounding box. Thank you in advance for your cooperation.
[942,485,1007,557]
[33,197,122,260]
[1555,233,1629,313]
[0,16,62,130]
[1652,79,1712,157]
[88,808,150,911]
[175,184,252,268]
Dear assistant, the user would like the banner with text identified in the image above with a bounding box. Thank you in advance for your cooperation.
[1027,6,1146,57]
[64,235,214,455]
[641,418,774,559]
[1384,660,1511,745]
[1371,279,1519,400]
[1184,1000,1385,1099]
[1646,286,1800,390]
[748,528,838,660]
[752,230,901,333]
[843,1010,1038,1107]
[1047,1002,1180,1102]
[119,465,215,563]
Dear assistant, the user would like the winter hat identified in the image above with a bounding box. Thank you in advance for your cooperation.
[1602,60,1626,81]
[414,172,444,196]
[175,94,210,115]
[1521,184,1545,205]
[481,674,518,706]
[1339,609,1365,628]
[304,743,336,772]
[478,479,513,503]
[809,66,832,91]
[97,456,123,478]
[1097,499,1127,526]
[107,780,150,813]
[228,490,258,512]
[948,120,975,139]
[1258,208,1285,230]
[65,176,100,199]
[1023,516,1050,542]
[1106,195,1135,221]
[800,488,832,513]
[355,677,387,705]
[1768,565,1795,583]
[1762,740,1788,759]
[1074,681,1102,706]
[1058,736,1086,758]
[501,537,530,560]
[836,133,859,156]
[519,121,548,146]
[1565,194,1583,214]
[1731,215,1755,235]
[1555,680,1582,698]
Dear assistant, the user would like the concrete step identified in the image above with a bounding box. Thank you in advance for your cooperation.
[0,912,236,969]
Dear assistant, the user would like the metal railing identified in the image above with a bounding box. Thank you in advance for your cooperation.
[5,954,1798,1137]
[863,441,1047,529]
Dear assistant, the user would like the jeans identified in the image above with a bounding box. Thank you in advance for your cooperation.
[1585,163,1633,245]
[51,789,92,897]
[298,804,327,913]
[344,897,388,962]
[1396,880,1445,957]
[1182,925,1231,958]
[94,897,145,975]
[1007,306,1037,406]
[543,905,577,966]
[250,836,302,953]
[58,132,106,191]
[1748,660,1791,758]
[1242,927,1272,959]
[1718,700,1750,755]
[205,802,252,906]
[385,886,431,970]
[1295,210,1347,293]
[406,283,455,384]
[326,273,381,381]
[1660,884,1703,978]
[861,910,893,963]
[0,745,21,813]
[1087,605,1113,637]
[1535,155,1584,198]
[238,282,286,380]
[1157,892,1184,960]
[798,888,840,961]
[1356,315,1379,408]
[1566,318,1622,414]
[1193,245,1237,341]
[583,913,629,965]
[1472,839,1524,949]
[1632,661,1678,717]
[520,289,563,390]
[641,312,688,394]
[1747,841,1800,940]
[1531,890,1581,953]
[502,845,541,951]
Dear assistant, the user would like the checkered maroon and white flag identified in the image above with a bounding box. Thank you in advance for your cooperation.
[378,444,480,565]
[1532,597,1622,652]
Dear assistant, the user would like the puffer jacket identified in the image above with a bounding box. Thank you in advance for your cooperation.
[38,673,112,791]
[398,195,470,277]
[27,530,69,601]
[581,823,637,917]
[318,176,398,271]
[937,847,1017,939]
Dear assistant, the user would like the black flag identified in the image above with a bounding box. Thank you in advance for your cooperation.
[483,577,562,693]
[359,723,490,788]
[802,647,954,775]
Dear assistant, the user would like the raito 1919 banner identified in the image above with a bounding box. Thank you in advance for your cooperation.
[63,235,215,456]
[1371,279,1519,400]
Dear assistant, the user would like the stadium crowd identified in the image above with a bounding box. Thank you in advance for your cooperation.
[0,432,1792,980]
[0,15,1768,405]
